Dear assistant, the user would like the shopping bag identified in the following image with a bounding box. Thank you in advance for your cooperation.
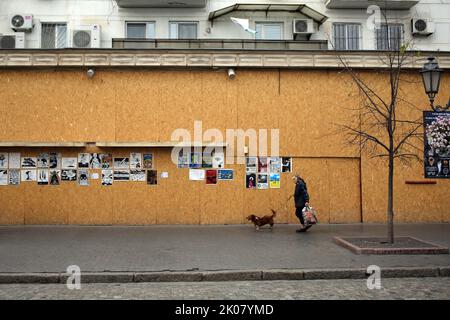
[302,205,318,226]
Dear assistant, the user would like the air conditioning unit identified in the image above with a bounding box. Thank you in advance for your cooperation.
[293,19,315,34]
[411,18,435,36]
[70,25,101,48]
[0,33,25,49]
[10,14,34,32]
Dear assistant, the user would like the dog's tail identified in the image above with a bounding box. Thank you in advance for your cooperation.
[270,208,277,217]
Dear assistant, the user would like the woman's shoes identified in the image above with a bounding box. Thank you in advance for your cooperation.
[296,225,312,233]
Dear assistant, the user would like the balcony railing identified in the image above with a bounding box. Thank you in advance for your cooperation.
[112,38,329,51]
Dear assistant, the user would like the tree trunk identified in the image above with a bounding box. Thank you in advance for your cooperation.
[387,153,395,244]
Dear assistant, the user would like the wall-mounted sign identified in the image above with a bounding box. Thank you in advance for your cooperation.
[424,111,450,179]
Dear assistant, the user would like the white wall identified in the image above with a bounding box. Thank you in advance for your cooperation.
[0,0,449,50]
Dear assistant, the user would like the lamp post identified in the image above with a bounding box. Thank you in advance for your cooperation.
[420,56,450,111]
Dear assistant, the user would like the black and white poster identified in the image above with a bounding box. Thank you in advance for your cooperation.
[0,153,8,169]
[282,157,292,173]
[49,153,61,169]
[0,169,7,186]
[78,169,89,186]
[130,169,145,181]
[8,169,20,185]
[114,170,130,181]
[424,111,450,179]
[130,153,142,169]
[114,158,129,169]
[61,169,77,181]
[8,153,21,169]
[37,153,50,168]
[37,169,49,185]
[101,169,113,186]
[21,169,36,182]
[90,153,102,169]
[21,157,37,168]
[78,153,90,168]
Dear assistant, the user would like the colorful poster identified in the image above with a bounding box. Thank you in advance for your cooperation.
[62,157,78,169]
[212,151,225,169]
[246,173,256,189]
[269,157,281,174]
[130,153,143,169]
[143,154,153,169]
[189,153,202,169]
[269,173,281,188]
[100,154,112,169]
[78,153,90,168]
[282,157,292,173]
[0,153,8,169]
[0,170,7,185]
[78,169,89,186]
[130,169,146,181]
[90,153,102,169]
[8,153,21,169]
[101,169,113,186]
[189,169,204,181]
[258,157,268,173]
[49,153,61,169]
[114,157,130,169]
[37,169,49,185]
[49,170,61,185]
[202,152,213,168]
[37,153,49,168]
[21,157,37,168]
[113,170,130,181]
[21,169,36,182]
[424,111,450,179]
[257,173,268,189]
[217,169,233,180]
[147,170,157,185]
[177,153,189,168]
[61,169,77,181]
[8,169,20,185]
[206,169,217,185]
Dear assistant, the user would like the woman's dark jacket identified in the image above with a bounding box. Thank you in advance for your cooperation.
[294,179,309,208]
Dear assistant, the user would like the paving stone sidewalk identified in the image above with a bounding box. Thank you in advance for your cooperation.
[0,223,448,276]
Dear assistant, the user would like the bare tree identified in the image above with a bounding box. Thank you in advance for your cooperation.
[335,45,424,243]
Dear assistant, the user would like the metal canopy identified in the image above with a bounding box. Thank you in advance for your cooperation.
[208,3,328,25]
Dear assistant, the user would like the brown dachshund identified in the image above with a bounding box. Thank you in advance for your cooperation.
[246,209,276,231]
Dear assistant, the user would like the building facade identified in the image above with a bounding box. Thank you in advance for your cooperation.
[0,0,449,225]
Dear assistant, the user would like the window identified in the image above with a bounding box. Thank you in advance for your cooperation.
[126,22,155,39]
[376,24,404,50]
[255,22,283,40]
[333,23,361,50]
[169,22,198,39]
[41,23,67,48]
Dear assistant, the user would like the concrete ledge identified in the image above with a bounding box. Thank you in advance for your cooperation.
[381,267,440,278]
[135,272,202,282]
[60,272,134,284]
[0,267,447,284]
[0,273,60,284]
[303,268,367,280]
[201,270,262,281]
[262,270,304,280]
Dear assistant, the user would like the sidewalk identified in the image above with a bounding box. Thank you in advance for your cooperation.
[0,223,449,282]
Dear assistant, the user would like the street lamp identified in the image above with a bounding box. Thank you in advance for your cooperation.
[419,57,449,111]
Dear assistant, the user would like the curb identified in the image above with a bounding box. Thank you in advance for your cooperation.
[0,267,449,284]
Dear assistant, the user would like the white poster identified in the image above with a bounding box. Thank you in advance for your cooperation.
[37,153,50,168]
[212,152,225,169]
[78,169,89,186]
[21,157,37,168]
[62,157,78,169]
[8,153,21,169]
[130,153,143,169]
[101,169,113,186]
[90,153,102,169]
[189,169,205,181]
[37,169,49,185]
[49,153,61,169]
[130,169,145,181]
[9,169,20,185]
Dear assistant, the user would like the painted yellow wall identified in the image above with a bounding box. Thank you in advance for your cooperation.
[0,69,448,225]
